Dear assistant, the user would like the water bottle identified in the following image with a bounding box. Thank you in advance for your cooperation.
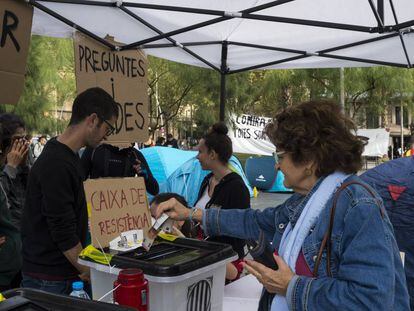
[70,281,90,299]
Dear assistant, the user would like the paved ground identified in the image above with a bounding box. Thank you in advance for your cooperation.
[250,191,292,211]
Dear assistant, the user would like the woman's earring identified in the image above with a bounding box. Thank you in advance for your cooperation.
[305,168,312,176]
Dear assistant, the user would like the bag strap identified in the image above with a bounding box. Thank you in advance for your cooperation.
[313,181,384,277]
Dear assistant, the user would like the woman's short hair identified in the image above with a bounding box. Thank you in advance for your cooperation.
[265,101,364,177]
[203,122,232,164]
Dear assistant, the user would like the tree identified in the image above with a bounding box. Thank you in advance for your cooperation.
[0,36,75,134]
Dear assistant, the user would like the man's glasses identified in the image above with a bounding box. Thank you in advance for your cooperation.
[273,151,286,164]
[100,118,115,136]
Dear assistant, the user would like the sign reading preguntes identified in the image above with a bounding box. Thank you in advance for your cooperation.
[0,0,33,105]
[84,177,151,248]
[74,32,149,145]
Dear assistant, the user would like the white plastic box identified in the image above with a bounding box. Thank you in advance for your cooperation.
[79,243,236,311]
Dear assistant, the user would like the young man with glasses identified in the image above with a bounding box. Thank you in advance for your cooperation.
[21,87,118,295]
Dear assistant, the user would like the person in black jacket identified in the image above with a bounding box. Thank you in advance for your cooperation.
[21,87,118,295]
[163,133,179,148]
[80,143,159,195]
[192,122,250,282]
[0,113,29,231]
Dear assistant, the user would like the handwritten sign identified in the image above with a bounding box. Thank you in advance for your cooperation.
[228,113,275,156]
[0,0,33,105]
[74,32,149,145]
[84,177,151,248]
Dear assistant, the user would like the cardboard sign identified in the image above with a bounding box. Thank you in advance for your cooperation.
[84,177,152,248]
[74,32,149,145]
[0,0,33,105]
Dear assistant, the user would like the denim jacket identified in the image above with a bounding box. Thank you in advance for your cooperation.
[203,175,410,310]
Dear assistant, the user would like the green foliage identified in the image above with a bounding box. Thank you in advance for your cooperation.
[7,35,414,138]
[0,35,75,135]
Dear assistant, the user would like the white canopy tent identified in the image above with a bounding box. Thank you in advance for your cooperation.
[29,0,414,119]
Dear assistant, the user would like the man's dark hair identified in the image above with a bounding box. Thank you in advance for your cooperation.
[167,133,173,140]
[69,87,118,126]
[0,113,25,152]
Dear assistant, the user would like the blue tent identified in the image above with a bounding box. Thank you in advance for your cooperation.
[161,155,253,206]
[360,157,414,227]
[245,156,291,192]
[360,157,414,305]
[140,146,196,184]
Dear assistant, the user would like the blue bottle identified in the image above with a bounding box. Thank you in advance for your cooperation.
[69,281,90,299]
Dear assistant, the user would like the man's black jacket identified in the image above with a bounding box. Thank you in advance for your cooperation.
[81,144,159,195]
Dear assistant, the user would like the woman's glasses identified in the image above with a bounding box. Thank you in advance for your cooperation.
[273,151,286,164]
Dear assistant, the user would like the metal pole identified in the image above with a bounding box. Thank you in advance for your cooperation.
[340,67,345,112]
[401,102,404,156]
[220,41,228,122]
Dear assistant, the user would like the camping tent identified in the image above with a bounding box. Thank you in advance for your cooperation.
[140,146,196,184]
[29,0,414,120]
[245,155,291,192]
[360,157,414,303]
[140,146,253,204]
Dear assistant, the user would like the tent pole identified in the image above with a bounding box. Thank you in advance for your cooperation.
[401,101,404,156]
[377,0,384,25]
[220,41,228,122]
[340,67,345,113]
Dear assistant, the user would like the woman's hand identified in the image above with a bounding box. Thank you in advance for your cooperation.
[7,139,29,168]
[243,254,295,296]
[151,198,191,221]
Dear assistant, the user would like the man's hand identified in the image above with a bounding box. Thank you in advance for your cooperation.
[7,139,29,168]
[78,267,90,283]
[243,254,294,296]
[133,159,143,175]
[63,243,91,283]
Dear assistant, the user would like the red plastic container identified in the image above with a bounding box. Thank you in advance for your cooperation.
[113,268,149,311]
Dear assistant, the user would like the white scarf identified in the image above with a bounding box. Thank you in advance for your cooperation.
[271,172,349,311]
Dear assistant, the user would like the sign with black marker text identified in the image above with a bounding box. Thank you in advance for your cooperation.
[74,32,148,145]
[228,114,274,155]
[0,0,33,105]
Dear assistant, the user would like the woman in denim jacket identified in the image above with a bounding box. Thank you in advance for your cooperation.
[153,101,410,310]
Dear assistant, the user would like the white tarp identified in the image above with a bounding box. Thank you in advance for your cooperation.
[228,114,274,155]
[30,0,414,71]
[357,128,390,157]
[229,114,390,157]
